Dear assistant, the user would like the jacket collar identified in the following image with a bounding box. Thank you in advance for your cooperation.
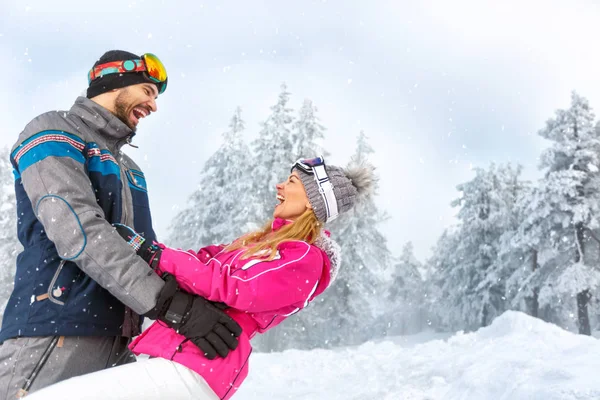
[69,96,134,149]
[271,218,293,231]
[270,217,338,280]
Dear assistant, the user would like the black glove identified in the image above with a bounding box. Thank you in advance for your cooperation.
[145,274,242,359]
[113,223,243,359]
[114,223,161,265]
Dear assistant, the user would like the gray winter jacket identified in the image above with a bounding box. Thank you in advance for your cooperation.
[0,96,164,341]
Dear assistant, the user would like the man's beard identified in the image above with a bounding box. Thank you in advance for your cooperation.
[114,91,137,132]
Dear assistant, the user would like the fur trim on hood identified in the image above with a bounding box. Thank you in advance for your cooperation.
[314,232,342,283]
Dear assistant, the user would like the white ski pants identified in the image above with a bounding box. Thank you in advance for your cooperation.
[26,358,219,400]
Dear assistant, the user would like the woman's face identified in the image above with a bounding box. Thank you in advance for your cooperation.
[274,170,312,220]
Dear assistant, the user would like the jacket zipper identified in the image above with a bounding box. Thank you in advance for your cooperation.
[114,135,134,226]
[119,159,132,226]
[114,134,140,338]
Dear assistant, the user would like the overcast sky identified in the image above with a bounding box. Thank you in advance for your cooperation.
[2,0,600,260]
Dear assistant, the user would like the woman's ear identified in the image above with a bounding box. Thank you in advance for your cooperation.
[306,202,313,210]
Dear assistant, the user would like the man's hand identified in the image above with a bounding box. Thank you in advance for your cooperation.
[145,274,242,359]
[113,223,243,358]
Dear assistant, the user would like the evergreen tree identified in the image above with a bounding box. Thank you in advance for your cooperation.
[0,147,20,320]
[430,164,523,330]
[312,132,391,346]
[426,228,462,331]
[167,107,257,249]
[387,242,425,335]
[514,92,600,334]
[250,83,295,223]
[291,99,328,159]
[498,183,542,319]
[328,132,391,343]
[252,97,333,351]
[255,132,392,350]
[473,164,526,324]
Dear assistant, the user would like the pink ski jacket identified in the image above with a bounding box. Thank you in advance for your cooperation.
[129,218,340,399]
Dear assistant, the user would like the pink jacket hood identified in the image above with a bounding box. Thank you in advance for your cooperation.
[130,218,341,399]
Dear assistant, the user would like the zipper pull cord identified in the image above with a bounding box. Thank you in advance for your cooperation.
[126,136,139,148]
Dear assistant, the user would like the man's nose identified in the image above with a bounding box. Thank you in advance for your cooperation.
[147,98,158,113]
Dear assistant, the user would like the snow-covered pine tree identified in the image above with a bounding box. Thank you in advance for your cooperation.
[475,164,528,319]
[0,147,20,321]
[291,99,328,160]
[319,131,391,345]
[426,228,462,331]
[252,97,331,352]
[250,83,295,223]
[167,107,257,249]
[387,242,425,335]
[255,131,392,351]
[497,181,544,319]
[514,92,600,335]
[431,164,523,331]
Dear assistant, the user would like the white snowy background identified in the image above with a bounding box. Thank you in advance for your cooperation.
[3,0,600,260]
[2,1,600,399]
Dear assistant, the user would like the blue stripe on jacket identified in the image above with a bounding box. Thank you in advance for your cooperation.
[86,144,120,177]
[12,131,86,173]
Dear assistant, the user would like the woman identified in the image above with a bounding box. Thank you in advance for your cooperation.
[28,156,375,400]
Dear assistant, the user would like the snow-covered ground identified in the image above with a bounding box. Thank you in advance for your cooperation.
[237,311,600,400]
[24,311,600,400]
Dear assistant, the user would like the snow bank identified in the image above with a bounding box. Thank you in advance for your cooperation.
[237,311,600,399]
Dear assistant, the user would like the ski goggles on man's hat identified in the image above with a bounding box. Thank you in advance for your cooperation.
[292,156,339,221]
[87,53,168,94]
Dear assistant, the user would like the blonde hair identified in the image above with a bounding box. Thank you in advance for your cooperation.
[224,209,322,261]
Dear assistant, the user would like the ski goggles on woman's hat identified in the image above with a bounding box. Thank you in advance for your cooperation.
[292,156,339,221]
[87,53,168,94]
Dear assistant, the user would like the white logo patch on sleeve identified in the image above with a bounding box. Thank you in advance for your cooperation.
[241,250,282,270]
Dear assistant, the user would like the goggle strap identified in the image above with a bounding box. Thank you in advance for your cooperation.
[292,162,314,174]
[87,54,168,94]
[88,59,145,84]
[319,180,339,221]
[312,165,328,182]
[291,157,338,221]
[311,165,339,221]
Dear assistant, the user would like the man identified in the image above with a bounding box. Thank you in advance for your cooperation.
[0,50,241,399]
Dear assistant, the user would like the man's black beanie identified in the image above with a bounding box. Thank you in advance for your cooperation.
[87,50,155,99]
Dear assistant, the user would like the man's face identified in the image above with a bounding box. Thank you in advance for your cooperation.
[113,83,159,131]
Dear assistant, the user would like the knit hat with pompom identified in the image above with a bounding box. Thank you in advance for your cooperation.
[293,157,377,223]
